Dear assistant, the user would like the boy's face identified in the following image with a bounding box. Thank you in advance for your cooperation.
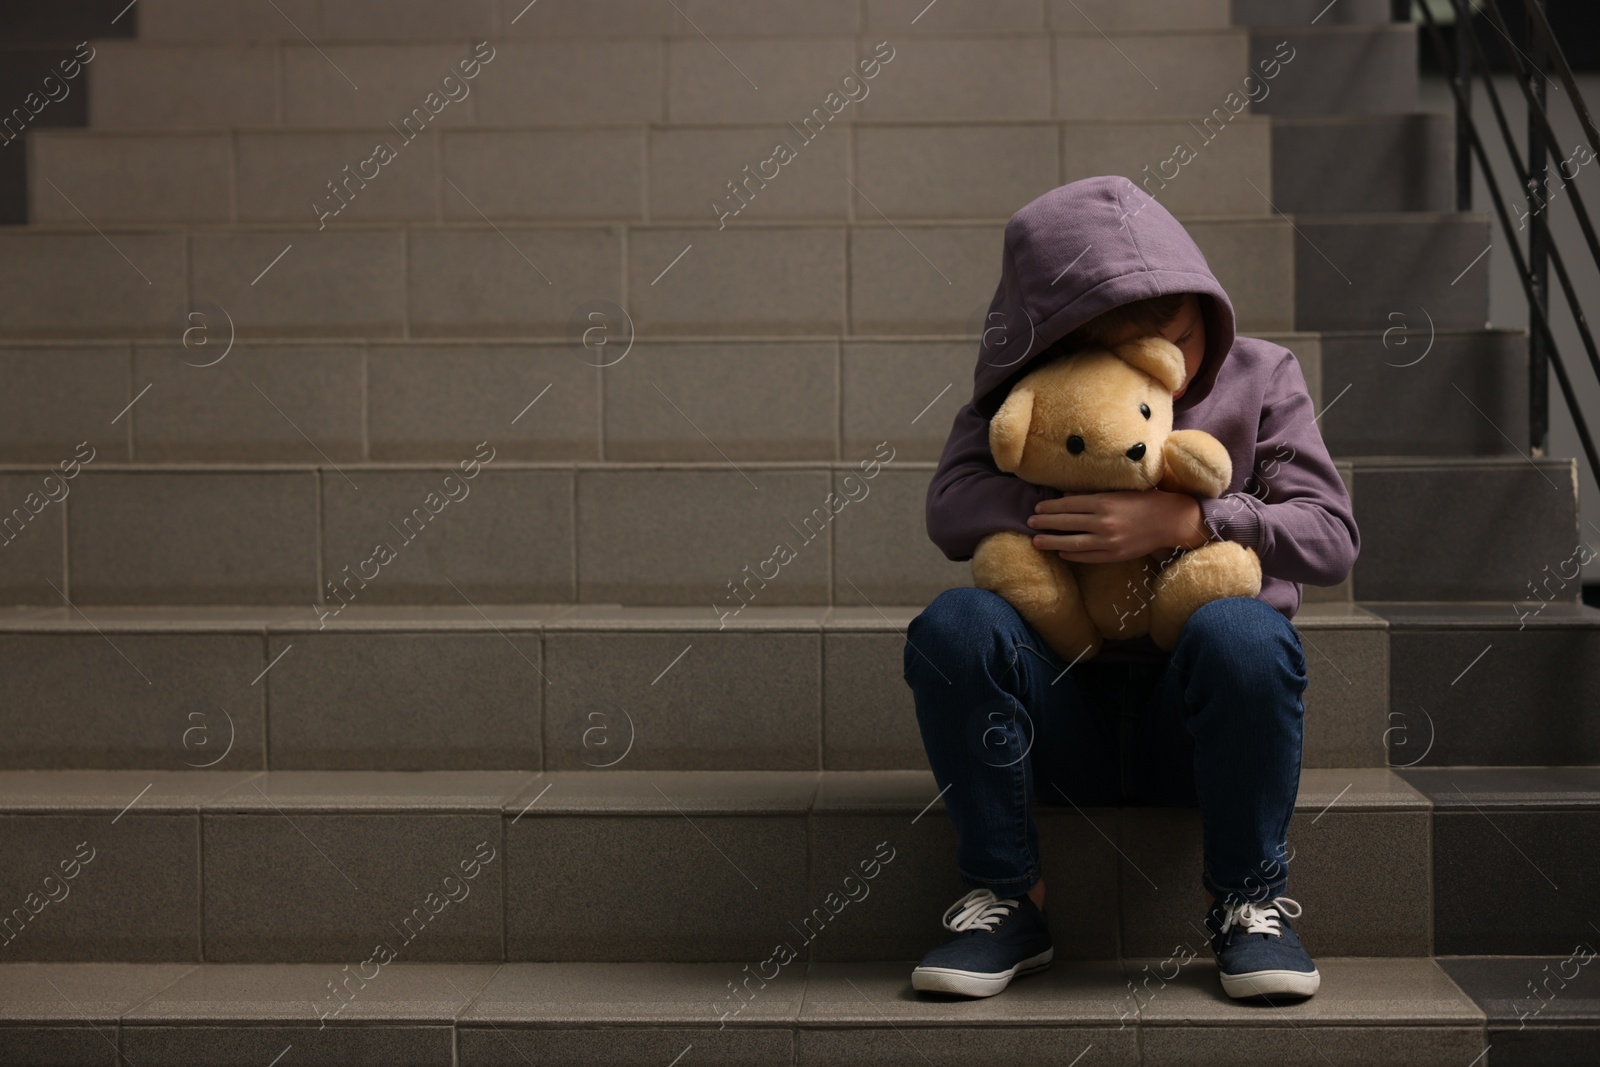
[1104,293,1206,399]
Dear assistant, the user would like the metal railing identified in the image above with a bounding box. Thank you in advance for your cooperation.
[1413,0,1600,485]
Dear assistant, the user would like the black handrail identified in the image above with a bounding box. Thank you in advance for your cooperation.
[1415,0,1600,487]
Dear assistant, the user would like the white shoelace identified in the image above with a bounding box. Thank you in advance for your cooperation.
[942,888,1021,933]
[1217,895,1304,938]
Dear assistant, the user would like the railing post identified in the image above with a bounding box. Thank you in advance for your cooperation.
[1453,0,1474,210]
[1527,0,1551,456]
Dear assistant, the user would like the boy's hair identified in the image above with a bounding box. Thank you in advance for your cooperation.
[986,292,1195,413]
[1055,292,1189,352]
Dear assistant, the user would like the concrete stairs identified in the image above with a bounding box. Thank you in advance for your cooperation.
[1,1,1598,1063]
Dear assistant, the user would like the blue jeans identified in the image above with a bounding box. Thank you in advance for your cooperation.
[903,588,1308,905]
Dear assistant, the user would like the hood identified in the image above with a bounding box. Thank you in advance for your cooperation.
[971,175,1236,416]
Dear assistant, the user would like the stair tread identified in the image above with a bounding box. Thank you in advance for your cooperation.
[9,601,1598,634]
[1397,767,1600,808]
[0,766,1521,814]
[0,211,1490,232]
[0,601,1393,633]
[0,958,1490,1027]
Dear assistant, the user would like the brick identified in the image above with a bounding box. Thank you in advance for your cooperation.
[542,631,820,769]
[1063,118,1274,217]
[475,41,663,124]
[853,123,1059,219]
[237,130,440,224]
[283,44,484,128]
[89,43,277,129]
[1053,31,1249,120]
[320,468,575,603]
[667,37,860,124]
[442,129,642,221]
[367,343,600,461]
[855,38,1052,121]
[0,473,66,605]
[628,226,844,335]
[189,229,406,338]
[28,133,232,224]
[841,340,972,461]
[577,469,833,604]
[0,633,265,770]
[68,471,319,604]
[0,344,130,462]
[602,340,836,460]
[829,466,971,606]
[406,226,621,337]
[0,230,186,338]
[649,125,848,222]
[131,342,364,462]
[848,223,1002,334]
[318,0,498,40]
[265,633,541,769]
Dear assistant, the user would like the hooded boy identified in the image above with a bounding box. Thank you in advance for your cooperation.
[903,176,1359,1002]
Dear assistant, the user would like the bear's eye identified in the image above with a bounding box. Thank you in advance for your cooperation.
[1066,435,1085,454]
[1139,403,1151,420]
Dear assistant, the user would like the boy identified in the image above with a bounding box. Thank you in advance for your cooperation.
[904,176,1359,1001]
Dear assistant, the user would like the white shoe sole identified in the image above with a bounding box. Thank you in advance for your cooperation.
[1220,967,1321,999]
[911,948,1054,997]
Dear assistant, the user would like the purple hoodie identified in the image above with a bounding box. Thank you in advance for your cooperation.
[926,176,1359,623]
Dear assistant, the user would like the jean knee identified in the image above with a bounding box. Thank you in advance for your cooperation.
[904,586,1023,684]
[1176,597,1307,690]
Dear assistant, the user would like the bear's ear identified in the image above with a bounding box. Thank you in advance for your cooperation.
[989,385,1035,473]
[1111,336,1186,394]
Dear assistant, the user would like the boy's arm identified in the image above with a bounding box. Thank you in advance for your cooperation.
[926,400,1055,561]
[1197,353,1359,586]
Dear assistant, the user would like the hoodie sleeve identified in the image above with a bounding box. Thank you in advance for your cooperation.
[925,399,1056,562]
[1197,352,1359,586]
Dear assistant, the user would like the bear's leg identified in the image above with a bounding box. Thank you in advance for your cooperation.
[973,531,1102,662]
[1148,541,1262,650]
[1076,557,1156,641]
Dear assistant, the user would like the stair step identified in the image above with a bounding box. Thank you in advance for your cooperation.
[4,765,1592,972]
[24,112,1464,227]
[1317,328,1526,457]
[24,118,1282,226]
[1247,25,1419,115]
[127,0,1244,42]
[0,2,136,44]
[1375,603,1600,768]
[0,767,1438,963]
[1290,212,1491,331]
[0,957,1509,1067]
[1438,955,1600,1060]
[0,602,1385,773]
[1398,767,1600,955]
[0,214,1486,338]
[0,328,1529,467]
[1271,114,1455,214]
[1232,0,1395,25]
[2,601,1592,773]
[81,33,1258,132]
[0,456,1574,607]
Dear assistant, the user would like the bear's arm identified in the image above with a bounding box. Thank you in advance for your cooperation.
[926,400,1056,562]
[1157,429,1232,498]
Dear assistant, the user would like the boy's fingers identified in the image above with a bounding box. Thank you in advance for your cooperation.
[1033,532,1100,552]
[1057,549,1119,563]
[1034,494,1099,513]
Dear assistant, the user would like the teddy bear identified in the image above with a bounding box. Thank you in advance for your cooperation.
[972,335,1262,662]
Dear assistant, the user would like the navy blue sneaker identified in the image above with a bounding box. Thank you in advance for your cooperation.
[911,888,1054,997]
[1204,895,1321,999]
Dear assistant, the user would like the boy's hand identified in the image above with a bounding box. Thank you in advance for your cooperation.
[1027,489,1214,562]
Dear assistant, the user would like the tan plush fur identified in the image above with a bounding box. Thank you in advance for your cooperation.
[973,336,1262,660]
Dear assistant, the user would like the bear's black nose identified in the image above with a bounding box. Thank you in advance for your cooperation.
[1066,435,1085,454]
[1125,442,1146,461]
